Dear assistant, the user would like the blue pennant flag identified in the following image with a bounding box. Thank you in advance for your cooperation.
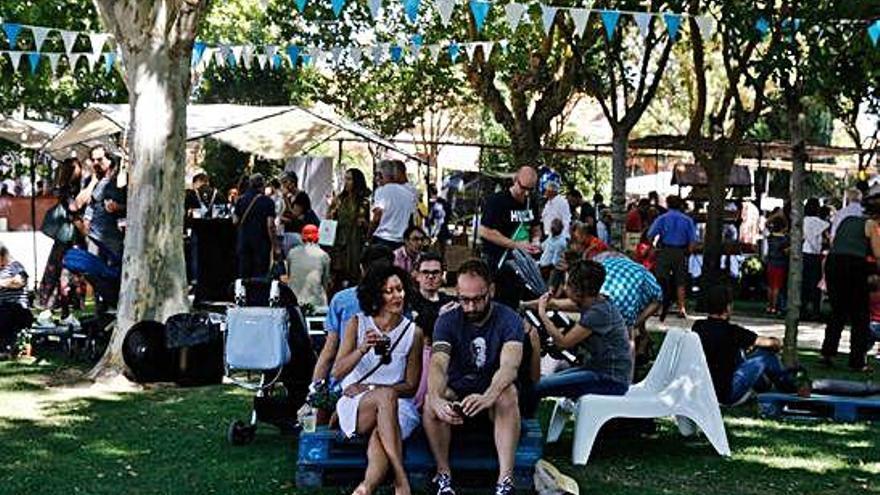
[663,13,682,41]
[295,0,307,12]
[227,52,237,67]
[781,18,802,32]
[469,0,491,34]
[192,41,207,67]
[755,16,770,38]
[272,54,283,69]
[28,53,40,74]
[2,23,23,48]
[403,0,421,23]
[301,54,313,66]
[867,20,880,47]
[448,42,460,63]
[411,34,424,48]
[103,53,116,73]
[287,45,301,66]
[390,45,403,62]
[600,10,620,41]
[331,0,346,18]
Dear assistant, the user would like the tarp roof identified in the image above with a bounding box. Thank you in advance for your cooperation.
[45,103,423,162]
[672,162,753,187]
[0,114,63,150]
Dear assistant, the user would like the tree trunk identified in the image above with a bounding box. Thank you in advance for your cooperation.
[699,144,735,289]
[88,1,206,380]
[783,89,806,366]
[610,130,629,250]
[510,122,542,168]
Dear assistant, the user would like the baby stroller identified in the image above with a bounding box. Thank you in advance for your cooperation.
[225,278,316,445]
[62,242,121,312]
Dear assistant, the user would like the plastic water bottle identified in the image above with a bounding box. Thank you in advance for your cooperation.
[298,404,316,433]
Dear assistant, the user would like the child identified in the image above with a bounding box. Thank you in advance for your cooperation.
[765,217,789,315]
[868,275,880,362]
[539,218,567,270]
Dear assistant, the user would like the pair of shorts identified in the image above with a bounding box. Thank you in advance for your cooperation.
[766,265,787,290]
[655,247,688,288]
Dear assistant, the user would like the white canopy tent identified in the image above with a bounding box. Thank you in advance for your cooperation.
[0,114,64,150]
[44,103,424,163]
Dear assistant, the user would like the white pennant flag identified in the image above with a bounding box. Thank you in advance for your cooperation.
[498,39,510,52]
[331,45,344,65]
[242,45,255,68]
[213,49,226,67]
[200,47,215,69]
[47,53,61,74]
[31,26,52,53]
[540,5,558,35]
[464,42,478,60]
[368,0,382,20]
[265,45,278,60]
[695,15,715,40]
[8,51,23,71]
[435,0,455,27]
[428,43,442,61]
[89,33,110,55]
[480,41,494,59]
[570,8,590,37]
[350,46,362,65]
[255,54,267,69]
[86,53,100,69]
[504,3,526,32]
[633,12,652,38]
[60,30,79,54]
[371,44,384,65]
[231,46,243,65]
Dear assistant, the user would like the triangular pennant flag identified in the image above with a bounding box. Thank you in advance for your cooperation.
[301,54,313,67]
[663,13,682,41]
[331,45,344,64]
[480,41,494,59]
[504,3,526,32]
[368,0,382,20]
[390,44,403,63]
[371,45,384,65]
[103,52,116,73]
[270,54,281,69]
[60,30,78,54]
[469,0,491,34]
[213,49,226,68]
[403,0,421,24]
[410,35,423,57]
[230,46,243,66]
[350,46,362,65]
[600,10,621,40]
[192,41,207,66]
[570,9,590,38]
[755,16,770,38]
[448,42,460,63]
[633,12,651,38]
[331,0,346,18]
[28,52,40,74]
[498,39,509,52]
[3,23,23,48]
[86,53,100,70]
[7,51,23,71]
[286,45,301,66]
[254,54,266,69]
[540,5,558,35]
[869,20,880,46]
[781,18,802,32]
[436,0,455,27]
[31,26,51,53]
[294,0,307,12]
[695,15,714,40]
[265,45,278,61]
[428,43,442,61]
[464,42,478,60]
[242,45,255,68]
[88,33,110,55]
[47,53,61,75]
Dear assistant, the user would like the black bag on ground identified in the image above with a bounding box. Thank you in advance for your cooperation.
[123,320,177,383]
[165,312,224,386]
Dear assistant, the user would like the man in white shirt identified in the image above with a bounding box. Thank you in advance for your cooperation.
[370,159,417,250]
[541,180,571,239]
[286,224,330,308]
[831,188,862,240]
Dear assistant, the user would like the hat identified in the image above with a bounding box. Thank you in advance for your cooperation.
[302,224,320,243]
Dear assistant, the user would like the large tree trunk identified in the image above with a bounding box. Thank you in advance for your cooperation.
[698,143,735,289]
[610,130,628,250]
[783,89,806,366]
[88,0,208,381]
[509,121,542,168]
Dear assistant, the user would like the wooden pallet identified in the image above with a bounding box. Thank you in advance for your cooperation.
[296,419,544,490]
[758,393,880,422]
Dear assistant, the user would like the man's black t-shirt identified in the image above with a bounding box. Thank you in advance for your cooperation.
[234,190,276,250]
[692,317,758,404]
[480,190,533,270]
[411,291,455,341]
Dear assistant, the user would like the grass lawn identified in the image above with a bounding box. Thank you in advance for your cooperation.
[1,350,877,495]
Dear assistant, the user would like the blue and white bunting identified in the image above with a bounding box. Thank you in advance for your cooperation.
[47,53,61,74]
[3,24,23,48]
[448,42,460,63]
[192,41,207,67]
[351,46,363,65]
[428,43,442,61]
[504,3,526,32]
[663,13,682,41]
[633,12,652,38]
[28,52,40,74]
[89,33,110,55]
[31,26,52,53]
[755,17,770,38]
[390,44,403,62]
[60,30,78,54]
[600,10,620,40]
[695,15,714,40]
[331,0,346,18]
[7,51,22,71]
[286,45,301,66]
[410,34,424,57]
[103,52,116,73]
[469,0,491,34]
[570,8,590,38]
[464,42,478,60]
[295,0,307,13]
[540,5,558,35]
[404,0,421,24]
[435,0,455,27]
[368,0,382,20]
[868,20,880,46]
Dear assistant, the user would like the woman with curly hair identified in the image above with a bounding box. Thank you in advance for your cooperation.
[332,263,423,495]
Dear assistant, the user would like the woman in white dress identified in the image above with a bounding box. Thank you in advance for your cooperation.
[332,264,423,495]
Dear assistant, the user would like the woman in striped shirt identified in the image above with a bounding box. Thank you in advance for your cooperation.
[0,243,32,357]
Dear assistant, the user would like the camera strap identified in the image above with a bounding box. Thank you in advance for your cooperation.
[355,320,413,385]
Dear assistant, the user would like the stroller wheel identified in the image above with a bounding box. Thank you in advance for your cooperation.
[227,420,256,445]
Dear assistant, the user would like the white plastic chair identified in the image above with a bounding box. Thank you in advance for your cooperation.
[545,328,731,465]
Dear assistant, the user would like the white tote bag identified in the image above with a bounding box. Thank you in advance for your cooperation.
[318,219,338,246]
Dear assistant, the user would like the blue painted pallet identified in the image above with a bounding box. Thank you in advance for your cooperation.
[296,419,544,489]
[758,393,880,422]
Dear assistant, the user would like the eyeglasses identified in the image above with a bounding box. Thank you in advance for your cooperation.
[457,292,489,306]
[516,180,534,193]
[420,269,442,277]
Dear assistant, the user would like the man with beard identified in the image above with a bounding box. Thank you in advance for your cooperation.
[423,259,524,495]
[82,145,126,260]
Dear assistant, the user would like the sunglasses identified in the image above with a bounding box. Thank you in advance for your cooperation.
[516,180,534,193]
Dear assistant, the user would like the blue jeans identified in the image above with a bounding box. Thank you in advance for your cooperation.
[535,367,629,399]
[728,349,793,404]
